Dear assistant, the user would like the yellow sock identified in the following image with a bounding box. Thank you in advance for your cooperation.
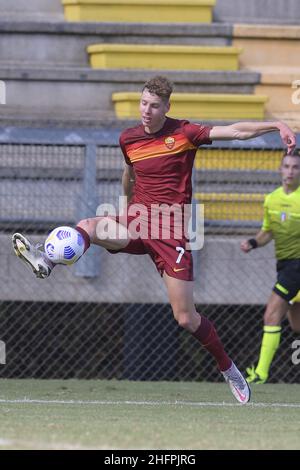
[255,325,282,380]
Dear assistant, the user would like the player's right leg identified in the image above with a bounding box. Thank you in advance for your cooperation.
[12,216,131,279]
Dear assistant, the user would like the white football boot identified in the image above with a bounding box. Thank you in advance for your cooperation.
[222,361,251,404]
[12,233,53,279]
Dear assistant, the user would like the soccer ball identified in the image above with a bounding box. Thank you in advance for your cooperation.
[44,226,85,265]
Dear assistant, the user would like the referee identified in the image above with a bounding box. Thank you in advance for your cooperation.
[241,151,300,383]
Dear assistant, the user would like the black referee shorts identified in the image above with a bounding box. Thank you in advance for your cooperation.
[273,259,300,302]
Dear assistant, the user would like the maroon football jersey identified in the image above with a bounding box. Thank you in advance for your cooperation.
[119,117,212,207]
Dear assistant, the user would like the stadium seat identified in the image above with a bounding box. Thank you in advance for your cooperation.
[87,44,242,71]
[112,92,268,120]
[62,0,216,23]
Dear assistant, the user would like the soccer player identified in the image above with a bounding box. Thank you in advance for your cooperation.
[241,152,300,384]
[12,76,296,403]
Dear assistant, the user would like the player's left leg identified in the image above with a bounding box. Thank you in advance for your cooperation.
[163,272,250,404]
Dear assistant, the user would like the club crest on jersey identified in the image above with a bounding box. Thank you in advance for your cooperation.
[165,136,175,149]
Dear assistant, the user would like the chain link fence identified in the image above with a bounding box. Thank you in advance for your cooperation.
[0,129,299,383]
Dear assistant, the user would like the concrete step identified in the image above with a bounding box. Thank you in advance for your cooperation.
[112,92,268,120]
[231,24,300,131]
[213,0,300,25]
[0,21,233,68]
[252,67,300,131]
[62,0,216,23]
[88,44,241,71]
[0,67,260,126]
[0,0,64,20]
[233,24,300,68]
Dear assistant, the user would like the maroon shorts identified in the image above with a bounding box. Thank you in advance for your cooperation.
[107,214,193,281]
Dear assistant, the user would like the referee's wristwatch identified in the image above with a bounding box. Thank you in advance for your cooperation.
[248,238,258,249]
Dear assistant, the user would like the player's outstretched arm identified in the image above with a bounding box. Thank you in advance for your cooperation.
[240,230,273,253]
[209,121,296,154]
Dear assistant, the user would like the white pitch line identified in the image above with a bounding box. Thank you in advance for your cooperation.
[0,399,300,408]
[0,438,12,446]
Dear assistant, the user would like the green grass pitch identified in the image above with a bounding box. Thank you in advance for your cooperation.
[0,379,299,450]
